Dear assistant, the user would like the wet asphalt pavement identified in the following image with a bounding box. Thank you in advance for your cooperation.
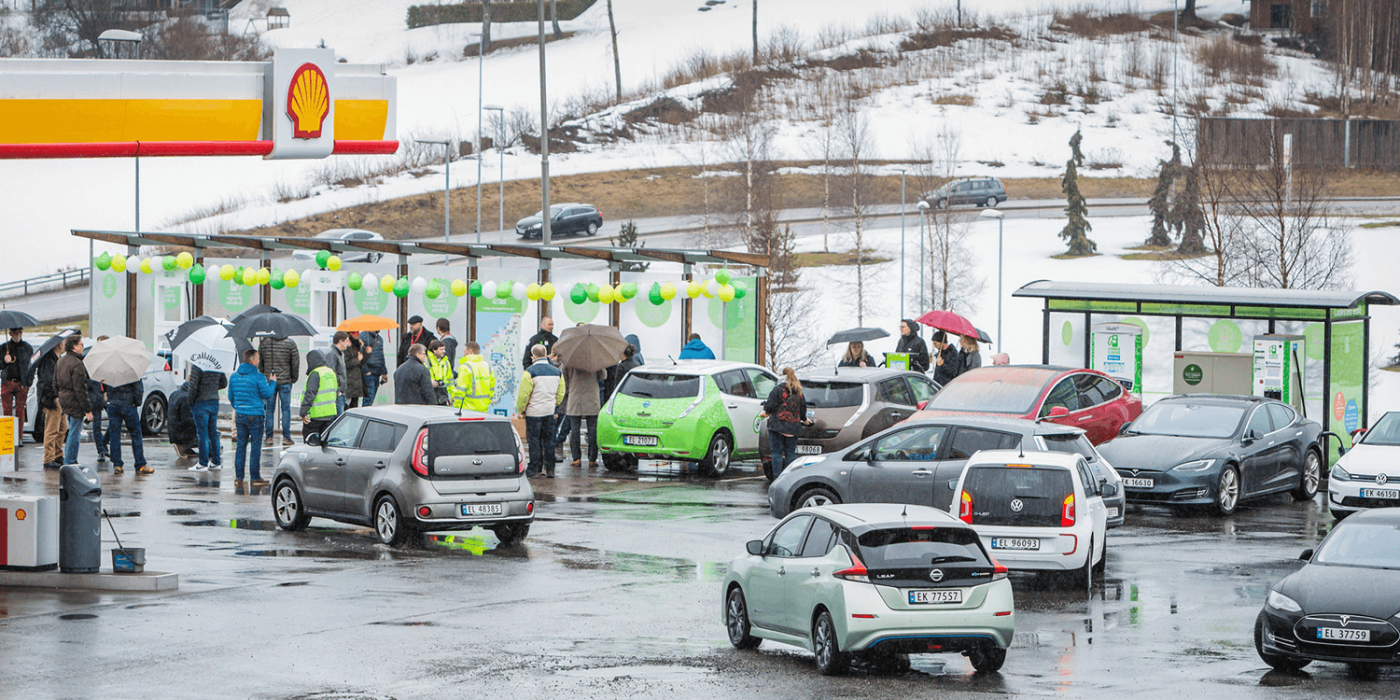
[1,436,1396,700]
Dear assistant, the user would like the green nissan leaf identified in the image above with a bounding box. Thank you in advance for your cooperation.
[598,360,779,477]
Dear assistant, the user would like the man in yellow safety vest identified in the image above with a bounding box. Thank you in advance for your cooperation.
[299,349,339,441]
[449,342,495,412]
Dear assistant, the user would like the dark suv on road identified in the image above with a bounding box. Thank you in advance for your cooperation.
[925,178,1006,209]
[516,203,604,239]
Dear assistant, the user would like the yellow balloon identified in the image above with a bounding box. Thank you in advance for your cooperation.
[450,279,468,297]
[110,255,127,273]
[700,280,714,298]
[541,282,556,301]
[220,265,235,281]
[284,270,300,288]
[139,258,153,274]
[526,282,542,301]
[256,268,271,285]
[660,282,676,301]
[718,284,735,302]
[244,271,258,287]
[598,284,615,304]
[327,255,342,272]
[686,282,702,299]
[176,252,194,269]
[380,275,396,293]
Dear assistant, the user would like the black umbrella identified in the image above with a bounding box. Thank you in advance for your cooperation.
[825,327,891,347]
[164,316,223,349]
[231,304,280,323]
[0,310,41,329]
[974,327,993,344]
[36,327,79,358]
[226,312,318,341]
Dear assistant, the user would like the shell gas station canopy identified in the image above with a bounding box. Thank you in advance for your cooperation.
[0,48,396,159]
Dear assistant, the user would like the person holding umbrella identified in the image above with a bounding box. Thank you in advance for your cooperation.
[838,341,875,368]
[33,339,64,468]
[228,348,276,488]
[85,336,109,463]
[53,335,92,466]
[959,336,984,375]
[1,326,34,433]
[300,349,339,439]
[895,320,931,374]
[554,324,625,471]
[344,335,366,409]
[930,330,961,385]
[106,367,147,475]
[258,335,299,447]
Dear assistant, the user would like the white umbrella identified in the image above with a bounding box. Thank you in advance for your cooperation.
[83,337,151,387]
[171,322,241,373]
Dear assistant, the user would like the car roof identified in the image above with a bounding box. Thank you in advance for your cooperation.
[800,367,917,383]
[345,405,511,425]
[634,359,767,376]
[1156,394,1270,406]
[902,414,1084,437]
[966,449,1083,469]
[801,503,965,533]
[315,228,382,239]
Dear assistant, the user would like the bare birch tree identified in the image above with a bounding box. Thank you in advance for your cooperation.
[481,0,492,54]
[806,78,840,253]
[839,100,875,325]
[607,0,622,102]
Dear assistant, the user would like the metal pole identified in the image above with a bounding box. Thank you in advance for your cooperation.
[498,117,505,232]
[538,0,552,246]
[997,217,1003,349]
[134,153,140,233]
[898,168,906,321]
[445,148,451,263]
[477,30,484,244]
[1172,0,1178,146]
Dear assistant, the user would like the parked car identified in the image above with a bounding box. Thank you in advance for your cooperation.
[1037,429,1126,529]
[759,367,941,479]
[950,449,1108,587]
[1327,411,1400,519]
[1096,395,1323,516]
[270,406,535,547]
[722,503,1014,675]
[768,416,1124,528]
[910,366,1143,445]
[598,360,779,477]
[291,229,385,263]
[924,178,1006,209]
[25,333,178,441]
[1256,509,1400,674]
[515,203,603,239]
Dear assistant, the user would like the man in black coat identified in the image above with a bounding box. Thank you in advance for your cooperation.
[522,316,558,370]
[397,316,436,367]
[33,345,63,467]
[931,330,961,386]
[393,344,438,406]
[895,319,931,374]
[1,327,34,435]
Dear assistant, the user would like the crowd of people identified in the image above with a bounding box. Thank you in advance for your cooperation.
[835,320,990,384]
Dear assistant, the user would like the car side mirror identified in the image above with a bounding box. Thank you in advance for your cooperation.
[1299,548,1313,562]
[746,540,765,557]
[917,400,929,410]
[306,432,322,447]
[1243,430,1259,445]
[1048,406,1071,418]
[1101,480,1117,497]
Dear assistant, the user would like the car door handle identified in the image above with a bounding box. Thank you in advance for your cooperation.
[374,461,386,470]
[777,567,786,576]
[334,459,345,466]
[727,404,738,409]
[912,469,933,477]
[811,568,822,578]
[1078,415,1092,421]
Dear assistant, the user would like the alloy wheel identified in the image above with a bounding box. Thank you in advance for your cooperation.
[802,493,833,509]
[1219,468,1239,513]
[1303,452,1320,494]
[727,593,746,642]
[814,615,833,667]
[275,485,298,525]
[376,500,398,542]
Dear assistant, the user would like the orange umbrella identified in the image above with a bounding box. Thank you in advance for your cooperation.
[337,315,397,332]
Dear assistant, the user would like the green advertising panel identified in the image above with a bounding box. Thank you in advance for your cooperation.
[1329,322,1365,462]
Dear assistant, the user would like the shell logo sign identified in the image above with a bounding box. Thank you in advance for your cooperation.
[287,63,330,140]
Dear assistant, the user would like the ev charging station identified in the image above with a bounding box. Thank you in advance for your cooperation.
[1253,334,1306,412]
[1090,322,1142,393]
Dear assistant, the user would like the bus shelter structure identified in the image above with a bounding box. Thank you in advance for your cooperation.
[1014,280,1399,455]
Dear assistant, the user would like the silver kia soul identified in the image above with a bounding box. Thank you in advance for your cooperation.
[270,406,535,547]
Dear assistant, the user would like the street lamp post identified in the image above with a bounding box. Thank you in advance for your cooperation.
[917,200,930,310]
[484,104,505,233]
[417,139,452,263]
[980,208,1004,348]
[894,166,908,321]
[537,0,552,245]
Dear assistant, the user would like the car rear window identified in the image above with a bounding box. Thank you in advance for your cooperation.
[1040,433,1096,461]
[619,372,700,399]
[856,527,990,569]
[927,372,1049,414]
[427,422,519,464]
[963,466,1073,527]
[803,381,864,408]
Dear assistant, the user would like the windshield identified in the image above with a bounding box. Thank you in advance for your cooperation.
[926,372,1050,414]
[1130,402,1245,439]
[1314,523,1400,569]
[804,381,864,409]
[856,527,989,569]
[619,372,700,400]
[532,205,567,218]
[1361,413,1400,446]
[963,466,1073,527]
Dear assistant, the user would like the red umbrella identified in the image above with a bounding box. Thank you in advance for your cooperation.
[915,310,980,338]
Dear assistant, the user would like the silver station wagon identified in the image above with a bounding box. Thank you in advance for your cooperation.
[270,406,535,547]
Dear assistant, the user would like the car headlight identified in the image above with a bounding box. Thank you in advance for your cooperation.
[1267,590,1302,613]
[1330,465,1351,482]
[529,223,541,229]
[784,456,824,474]
[1170,459,1214,472]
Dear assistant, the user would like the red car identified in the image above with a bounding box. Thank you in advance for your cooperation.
[906,366,1142,445]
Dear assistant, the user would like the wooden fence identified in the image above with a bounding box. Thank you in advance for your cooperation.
[1198,117,1400,171]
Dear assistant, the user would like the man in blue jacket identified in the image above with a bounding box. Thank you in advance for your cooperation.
[679,333,716,360]
[228,348,276,488]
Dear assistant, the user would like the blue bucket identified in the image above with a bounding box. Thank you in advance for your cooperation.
[111,547,145,574]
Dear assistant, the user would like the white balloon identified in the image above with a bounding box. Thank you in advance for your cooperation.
[705,279,719,295]
[304,268,317,282]
[481,280,498,299]
[205,264,221,280]
[411,276,427,294]
[362,273,377,291]
[127,256,142,273]
[511,281,527,300]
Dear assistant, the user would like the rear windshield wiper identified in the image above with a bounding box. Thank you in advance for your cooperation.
[629,390,654,397]
[927,555,978,564]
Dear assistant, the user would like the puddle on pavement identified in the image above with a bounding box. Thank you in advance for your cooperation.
[125,603,167,609]
[424,534,497,556]
[103,511,140,518]
[166,508,198,516]
[277,581,310,587]
[58,613,98,620]
[371,620,436,627]
[547,543,724,581]
[235,548,386,560]
[555,664,714,680]
[180,518,281,531]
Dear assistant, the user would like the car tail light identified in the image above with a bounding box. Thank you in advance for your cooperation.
[833,551,869,583]
[411,428,429,477]
[1061,494,1075,527]
[991,557,1008,581]
[513,430,526,473]
[959,490,973,524]
[526,501,534,514]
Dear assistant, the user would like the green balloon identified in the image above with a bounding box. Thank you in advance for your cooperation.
[315,250,331,268]
[347,272,363,291]
[162,255,177,271]
[270,276,285,290]
[733,280,748,299]
[393,277,410,298]
[425,279,442,300]
[469,280,483,298]
[648,282,663,306]
[715,268,732,285]
[496,280,512,299]
[586,283,600,303]
[95,252,112,271]
[621,282,638,299]
[570,283,587,305]
[187,264,206,285]
[233,267,245,285]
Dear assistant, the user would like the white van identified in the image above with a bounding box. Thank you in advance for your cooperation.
[949,450,1107,588]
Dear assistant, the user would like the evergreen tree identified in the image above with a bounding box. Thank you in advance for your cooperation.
[1059,129,1097,256]
[611,220,650,272]
[1173,163,1207,255]
[770,223,800,291]
[1146,141,1179,247]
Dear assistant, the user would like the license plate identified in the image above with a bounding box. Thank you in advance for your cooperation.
[909,589,963,605]
[461,503,503,516]
[795,445,822,455]
[990,537,1040,551]
[1122,478,1154,489]
[1317,627,1370,642]
[1107,507,1120,518]
[1360,488,1400,500]
[623,435,659,446]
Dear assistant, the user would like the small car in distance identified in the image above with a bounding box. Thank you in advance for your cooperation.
[723,503,1014,675]
[1327,411,1400,518]
[291,229,385,263]
[911,365,1143,445]
[950,450,1108,587]
[1096,395,1322,516]
[924,178,1006,209]
[515,203,603,239]
[598,360,779,477]
[1256,509,1400,674]
[271,406,535,547]
[759,367,941,479]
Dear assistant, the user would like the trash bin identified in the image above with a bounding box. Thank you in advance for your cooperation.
[58,464,102,573]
